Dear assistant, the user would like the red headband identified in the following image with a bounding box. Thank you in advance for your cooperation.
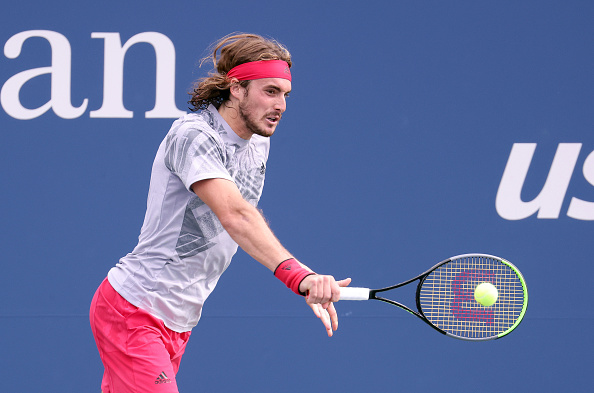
[227,60,291,82]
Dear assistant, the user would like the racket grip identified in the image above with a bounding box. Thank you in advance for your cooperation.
[339,287,370,301]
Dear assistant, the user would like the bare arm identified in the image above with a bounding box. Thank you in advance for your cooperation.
[192,178,350,336]
[191,178,291,271]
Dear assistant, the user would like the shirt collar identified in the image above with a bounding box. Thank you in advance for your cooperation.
[207,104,249,149]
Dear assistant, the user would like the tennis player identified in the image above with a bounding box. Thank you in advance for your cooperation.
[90,33,351,393]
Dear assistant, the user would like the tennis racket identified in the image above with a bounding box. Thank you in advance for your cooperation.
[340,253,528,341]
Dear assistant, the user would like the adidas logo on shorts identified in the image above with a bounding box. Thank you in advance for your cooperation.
[155,371,172,384]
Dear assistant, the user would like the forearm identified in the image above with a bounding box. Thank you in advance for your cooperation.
[219,202,292,271]
[191,178,311,273]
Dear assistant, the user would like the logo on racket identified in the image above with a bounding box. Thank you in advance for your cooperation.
[451,270,495,324]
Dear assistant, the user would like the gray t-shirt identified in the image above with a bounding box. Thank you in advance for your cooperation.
[108,105,269,332]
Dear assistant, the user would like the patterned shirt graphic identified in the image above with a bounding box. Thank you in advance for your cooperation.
[108,105,270,332]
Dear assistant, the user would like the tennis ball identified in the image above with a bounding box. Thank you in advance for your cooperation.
[474,282,498,307]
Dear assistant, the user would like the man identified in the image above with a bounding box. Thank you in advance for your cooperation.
[90,33,350,393]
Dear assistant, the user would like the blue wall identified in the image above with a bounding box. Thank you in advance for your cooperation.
[1,1,592,392]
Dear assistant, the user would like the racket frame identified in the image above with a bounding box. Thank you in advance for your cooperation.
[370,257,451,336]
[343,253,528,341]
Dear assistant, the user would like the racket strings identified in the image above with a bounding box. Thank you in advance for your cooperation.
[419,256,526,339]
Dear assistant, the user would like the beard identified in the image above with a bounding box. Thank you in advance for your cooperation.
[238,100,281,138]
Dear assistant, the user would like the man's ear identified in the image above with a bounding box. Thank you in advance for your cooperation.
[228,79,243,100]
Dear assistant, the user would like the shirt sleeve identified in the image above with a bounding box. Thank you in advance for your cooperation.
[164,124,233,191]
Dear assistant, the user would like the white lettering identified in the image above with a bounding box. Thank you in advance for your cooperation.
[90,32,185,119]
[1,30,185,120]
[495,143,582,220]
[1,30,88,119]
[567,150,594,220]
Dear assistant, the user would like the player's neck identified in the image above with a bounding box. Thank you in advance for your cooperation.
[217,102,252,140]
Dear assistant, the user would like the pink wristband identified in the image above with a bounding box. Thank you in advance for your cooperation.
[274,258,315,296]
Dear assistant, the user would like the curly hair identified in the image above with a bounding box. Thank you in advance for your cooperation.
[188,33,292,111]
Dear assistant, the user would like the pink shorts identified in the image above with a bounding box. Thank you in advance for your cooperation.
[90,279,191,393]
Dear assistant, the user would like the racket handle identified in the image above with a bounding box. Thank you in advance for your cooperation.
[339,287,370,301]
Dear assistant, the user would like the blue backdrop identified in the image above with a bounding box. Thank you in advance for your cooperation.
[1,1,592,392]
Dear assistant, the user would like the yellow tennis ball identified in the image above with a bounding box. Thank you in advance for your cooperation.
[474,282,498,307]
